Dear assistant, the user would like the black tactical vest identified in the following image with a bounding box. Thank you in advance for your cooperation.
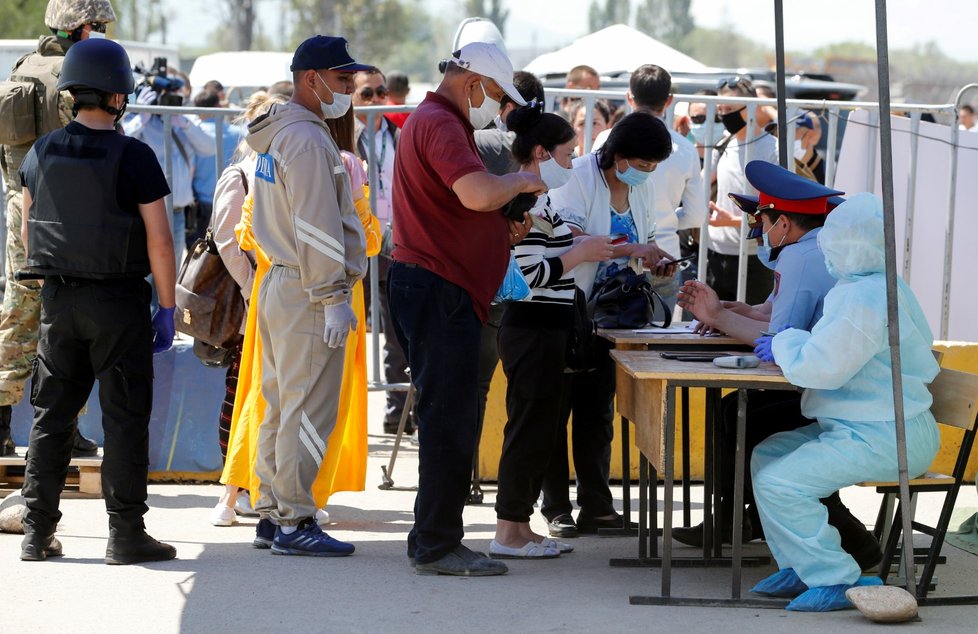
[28,127,150,278]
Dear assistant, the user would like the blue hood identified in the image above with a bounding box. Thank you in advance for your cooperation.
[817,192,885,281]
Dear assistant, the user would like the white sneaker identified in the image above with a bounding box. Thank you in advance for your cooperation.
[315,508,330,526]
[234,494,259,517]
[209,503,236,527]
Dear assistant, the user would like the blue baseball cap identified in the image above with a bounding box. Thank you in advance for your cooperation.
[728,161,844,238]
[290,35,373,72]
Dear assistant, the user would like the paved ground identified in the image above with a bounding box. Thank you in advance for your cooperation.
[3,388,978,632]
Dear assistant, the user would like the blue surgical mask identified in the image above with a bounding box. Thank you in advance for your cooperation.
[756,244,778,270]
[614,160,650,187]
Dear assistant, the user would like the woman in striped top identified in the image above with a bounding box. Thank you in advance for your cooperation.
[489,104,614,560]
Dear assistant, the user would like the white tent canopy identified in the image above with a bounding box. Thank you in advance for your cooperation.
[522,24,708,77]
[188,51,292,96]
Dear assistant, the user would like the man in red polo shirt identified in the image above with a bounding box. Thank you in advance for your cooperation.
[389,41,546,576]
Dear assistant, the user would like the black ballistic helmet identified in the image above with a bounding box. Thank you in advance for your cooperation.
[58,38,135,95]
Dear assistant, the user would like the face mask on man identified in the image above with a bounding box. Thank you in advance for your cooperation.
[721,107,747,135]
[493,114,508,133]
[314,72,352,120]
[468,80,499,130]
[690,121,725,149]
[539,154,573,190]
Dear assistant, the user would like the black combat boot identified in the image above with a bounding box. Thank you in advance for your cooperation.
[20,532,63,561]
[105,531,177,565]
[71,420,99,457]
[0,405,14,456]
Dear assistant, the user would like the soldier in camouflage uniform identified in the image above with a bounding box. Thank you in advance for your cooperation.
[0,0,116,456]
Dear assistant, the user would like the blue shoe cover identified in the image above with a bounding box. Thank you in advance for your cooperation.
[751,568,809,598]
[785,576,883,612]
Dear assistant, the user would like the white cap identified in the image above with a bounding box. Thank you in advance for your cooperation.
[450,41,525,106]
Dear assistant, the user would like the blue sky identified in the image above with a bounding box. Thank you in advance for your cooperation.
[164,0,978,63]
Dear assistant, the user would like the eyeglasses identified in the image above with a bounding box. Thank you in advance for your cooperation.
[89,22,107,33]
[358,85,388,100]
[690,114,721,125]
[717,76,751,91]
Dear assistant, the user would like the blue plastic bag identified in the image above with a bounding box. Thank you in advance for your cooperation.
[494,252,531,303]
[785,576,883,612]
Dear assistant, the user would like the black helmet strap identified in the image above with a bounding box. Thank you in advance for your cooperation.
[70,89,128,123]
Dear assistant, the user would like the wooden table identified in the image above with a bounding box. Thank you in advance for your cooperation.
[611,350,796,604]
[599,326,751,534]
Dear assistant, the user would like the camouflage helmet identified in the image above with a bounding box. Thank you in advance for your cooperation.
[45,0,117,33]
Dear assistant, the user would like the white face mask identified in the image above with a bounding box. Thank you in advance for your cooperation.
[468,80,499,131]
[793,139,807,161]
[538,155,573,190]
[87,31,106,39]
[314,72,352,120]
[493,114,508,133]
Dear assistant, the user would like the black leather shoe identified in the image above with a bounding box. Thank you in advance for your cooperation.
[671,516,757,547]
[0,404,14,456]
[548,513,578,538]
[20,533,63,561]
[71,426,99,458]
[576,512,638,534]
[105,532,176,565]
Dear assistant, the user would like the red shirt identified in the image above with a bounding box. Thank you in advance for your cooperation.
[391,91,509,323]
[386,111,410,129]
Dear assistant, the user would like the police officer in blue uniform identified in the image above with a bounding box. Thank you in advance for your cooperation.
[17,38,178,564]
[674,161,881,570]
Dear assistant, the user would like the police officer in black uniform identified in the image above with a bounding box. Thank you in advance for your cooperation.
[17,38,177,564]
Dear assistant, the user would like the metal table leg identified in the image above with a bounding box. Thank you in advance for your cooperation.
[662,386,676,597]
[681,386,691,527]
[730,389,748,600]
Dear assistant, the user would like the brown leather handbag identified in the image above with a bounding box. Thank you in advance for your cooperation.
[174,227,245,350]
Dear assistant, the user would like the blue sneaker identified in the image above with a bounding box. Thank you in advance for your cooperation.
[253,518,275,549]
[271,519,355,557]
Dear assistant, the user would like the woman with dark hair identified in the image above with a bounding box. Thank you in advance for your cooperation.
[571,99,611,157]
[489,104,615,559]
[541,112,675,537]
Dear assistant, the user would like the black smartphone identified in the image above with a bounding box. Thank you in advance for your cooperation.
[665,254,696,266]
[502,192,538,222]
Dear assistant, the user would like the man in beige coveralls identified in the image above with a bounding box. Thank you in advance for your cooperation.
[245,35,368,557]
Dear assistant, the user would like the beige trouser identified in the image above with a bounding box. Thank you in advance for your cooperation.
[254,265,346,525]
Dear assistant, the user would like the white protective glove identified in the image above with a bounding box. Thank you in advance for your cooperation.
[323,301,357,348]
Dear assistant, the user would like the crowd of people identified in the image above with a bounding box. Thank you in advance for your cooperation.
[0,0,949,614]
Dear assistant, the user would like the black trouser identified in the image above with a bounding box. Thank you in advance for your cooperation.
[541,340,617,520]
[706,249,775,305]
[474,302,505,462]
[22,277,154,538]
[495,303,571,522]
[719,390,810,525]
[376,256,413,429]
[185,202,211,249]
[388,263,482,564]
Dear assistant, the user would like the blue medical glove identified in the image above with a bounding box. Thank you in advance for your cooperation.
[152,306,176,353]
[751,568,808,598]
[785,576,882,612]
[753,335,775,362]
[324,301,357,349]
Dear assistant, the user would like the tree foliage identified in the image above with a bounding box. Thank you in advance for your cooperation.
[462,0,509,37]
[635,0,694,48]
[588,0,630,33]
[113,0,168,42]
[0,0,48,39]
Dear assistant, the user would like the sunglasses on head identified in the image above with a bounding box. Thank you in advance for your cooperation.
[89,22,108,33]
[717,76,756,95]
[359,85,388,100]
[690,113,722,125]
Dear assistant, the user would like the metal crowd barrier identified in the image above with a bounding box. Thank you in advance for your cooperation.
[126,86,968,392]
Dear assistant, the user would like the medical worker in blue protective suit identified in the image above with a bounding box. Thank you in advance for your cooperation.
[750,192,940,612]
[675,163,881,572]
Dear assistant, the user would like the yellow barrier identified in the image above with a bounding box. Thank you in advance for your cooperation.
[478,341,978,482]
